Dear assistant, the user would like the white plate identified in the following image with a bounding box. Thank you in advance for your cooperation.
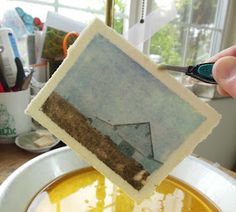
[0,147,236,212]
[15,131,60,153]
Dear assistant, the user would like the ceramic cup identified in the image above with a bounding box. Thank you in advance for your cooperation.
[0,88,32,143]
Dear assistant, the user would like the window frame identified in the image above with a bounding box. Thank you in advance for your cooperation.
[11,0,105,15]
[126,0,229,65]
[11,0,230,64]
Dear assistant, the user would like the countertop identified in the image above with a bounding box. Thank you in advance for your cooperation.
[0,144,41,184]
[0,143,236,185]
[0,142,65,184]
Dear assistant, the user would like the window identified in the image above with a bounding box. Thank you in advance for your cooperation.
[8,0,106,23]
[8,0,229,66]
[116,0,229,66]
[149,0,229,66]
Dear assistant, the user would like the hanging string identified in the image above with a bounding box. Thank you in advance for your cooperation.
[140,0,145,23]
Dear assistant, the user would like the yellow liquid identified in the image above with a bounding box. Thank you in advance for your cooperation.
[27,167,219,212]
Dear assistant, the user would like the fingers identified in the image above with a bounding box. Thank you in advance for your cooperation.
[207,46,236,62]
[212,56,236,99]
[207,46,236,98]
[216,86,230,97]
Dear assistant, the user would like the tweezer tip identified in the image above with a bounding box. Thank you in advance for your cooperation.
[157,64,167,70]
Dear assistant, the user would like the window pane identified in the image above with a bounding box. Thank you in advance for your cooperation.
[152,0,191,24]
[114,0,129,34]
[59,0,105,12]
[149,22,186,65]
[186,27,212,64]
[191,0,218,27]
[8,1,54,21]
[173,0,191,24]
[26,0,55,3]
[149,0,219,27]
[58,8,105,24]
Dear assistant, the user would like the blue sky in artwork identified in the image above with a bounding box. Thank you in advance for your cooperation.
[55,33,205,171]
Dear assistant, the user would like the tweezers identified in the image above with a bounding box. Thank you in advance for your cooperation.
[158,62,216,84]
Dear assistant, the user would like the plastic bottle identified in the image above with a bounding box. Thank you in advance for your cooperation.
[0,28,20,87]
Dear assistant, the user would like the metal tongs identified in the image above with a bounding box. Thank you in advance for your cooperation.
[158,62,216,84]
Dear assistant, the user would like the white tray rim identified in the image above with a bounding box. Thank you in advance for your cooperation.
[0,146,236,212]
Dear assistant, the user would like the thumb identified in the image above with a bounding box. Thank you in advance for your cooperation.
[213,56,236,99]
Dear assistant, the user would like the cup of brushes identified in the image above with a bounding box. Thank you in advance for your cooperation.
[0,57,32,143]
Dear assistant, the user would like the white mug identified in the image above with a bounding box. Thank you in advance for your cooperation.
[0,88,32,143]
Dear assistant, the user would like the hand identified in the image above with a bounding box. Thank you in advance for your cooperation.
[207,46,236,99]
